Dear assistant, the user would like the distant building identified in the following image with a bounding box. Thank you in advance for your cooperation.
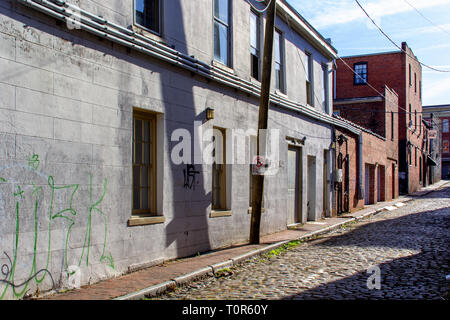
[332,86,399,215]
[423,104,450,179]
[334,42,436,194]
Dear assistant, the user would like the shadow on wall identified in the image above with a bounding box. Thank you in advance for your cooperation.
[281,190,449,299]
[0,0,215,298]
[161,0,212,258]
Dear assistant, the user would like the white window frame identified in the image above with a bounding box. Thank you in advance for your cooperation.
[133,0,162,36]
[213,0,232,67]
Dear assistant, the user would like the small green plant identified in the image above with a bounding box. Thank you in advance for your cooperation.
[215,267,233,278]
[264,239,303,258]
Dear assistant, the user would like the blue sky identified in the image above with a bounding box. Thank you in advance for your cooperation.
[288,0,450,106]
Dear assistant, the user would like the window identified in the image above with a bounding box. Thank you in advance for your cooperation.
[321,64,329,113]
[274,29,285,92]
[443,119,449,133]
[212,127,227,210]
[354,62,367,85]
[409,64,412,86]
[415,147,417,167]
[391,111,395,141]
[419,116,422,135]
[250,10,261,80]
[409,104,412,125]
[409,147,412,165]
[133,111,157,215]
[414,73,417,93]
[214,0,231,66]
[415,110,417,131]
[135,0,161,34]
[306,52,313,105]
[443,140,449,154]
[419,81,422,99]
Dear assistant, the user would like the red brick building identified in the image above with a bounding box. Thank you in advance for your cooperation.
[423,104,450,179]
[332,90,399,215]
[334,42,431,194]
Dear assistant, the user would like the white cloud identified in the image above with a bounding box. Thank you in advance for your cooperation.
[423,74,450,105]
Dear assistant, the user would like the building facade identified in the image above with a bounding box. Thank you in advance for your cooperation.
[332,87,399,215]
[0,0,350,299]
[423,104,450,180]
[334,43,433,194]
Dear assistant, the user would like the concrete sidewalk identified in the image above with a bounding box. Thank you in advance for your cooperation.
[37,180,449,300]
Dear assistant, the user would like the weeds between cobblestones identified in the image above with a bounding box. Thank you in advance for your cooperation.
[149,186,449,300]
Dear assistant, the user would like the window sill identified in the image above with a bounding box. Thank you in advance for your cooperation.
[132,24,164,43]
[275,89,288,98]
[128,215,165,226]
[212,60,235,74]
[210,210,232,218]
[247,207,265,214]
[250,77,261,86]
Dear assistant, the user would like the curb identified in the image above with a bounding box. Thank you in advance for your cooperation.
[113,182,448,300]
[113,215,364,300]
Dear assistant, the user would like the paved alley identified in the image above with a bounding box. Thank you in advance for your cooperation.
[155,185,450,300]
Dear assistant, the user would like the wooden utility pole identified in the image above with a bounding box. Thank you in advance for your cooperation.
[250,0,276,244]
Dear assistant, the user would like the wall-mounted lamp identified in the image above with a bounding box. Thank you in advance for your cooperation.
[206,107,215,121]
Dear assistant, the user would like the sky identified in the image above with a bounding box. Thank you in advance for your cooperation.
[288,0,450,106]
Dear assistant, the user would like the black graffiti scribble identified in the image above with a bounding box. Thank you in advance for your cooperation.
[183,165,200,190]
[0,252,55,291]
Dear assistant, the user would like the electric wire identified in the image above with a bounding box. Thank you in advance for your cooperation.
[354,0,450,73]
[403,0,450,37]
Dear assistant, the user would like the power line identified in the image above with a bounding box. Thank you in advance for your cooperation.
[403,0,450,37]
[354,0,450,73]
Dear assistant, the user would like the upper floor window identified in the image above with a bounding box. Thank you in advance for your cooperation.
[409,64,412,86]
[419,81,422,99]
[354,62,367,85]
[415,110,417,131]
[414,73,417,93]
[274,29,285,93]
[214,0,231,66]
[250,10,261,80]
[135,0,161,34]
[306,52,313,105]
[391,111,395,141]
[443,119,449,133]
[321,64,328,112]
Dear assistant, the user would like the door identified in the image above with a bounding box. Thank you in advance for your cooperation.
[287,147,302,225]
[377,166,381,202]
[392,164,396,199]
[364,164,370,205]
[322,150,328,218]
[307,156,316,221]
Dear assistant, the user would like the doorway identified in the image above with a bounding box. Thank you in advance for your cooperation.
[307,155,316,221]
[287,146,302,225]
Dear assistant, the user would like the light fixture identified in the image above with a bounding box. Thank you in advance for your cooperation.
[206,107,214,120]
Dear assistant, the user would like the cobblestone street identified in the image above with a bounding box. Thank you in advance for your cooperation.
[155,185,450,300]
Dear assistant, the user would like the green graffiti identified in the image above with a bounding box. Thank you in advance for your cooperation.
[78,175,114,269]
[0,156,114,299]
[13,186,24,200]
[27,154,40,170]
[0,183,53,299]
[48,176,79,273]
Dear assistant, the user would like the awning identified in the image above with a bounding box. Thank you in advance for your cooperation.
[427,155,438,166]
